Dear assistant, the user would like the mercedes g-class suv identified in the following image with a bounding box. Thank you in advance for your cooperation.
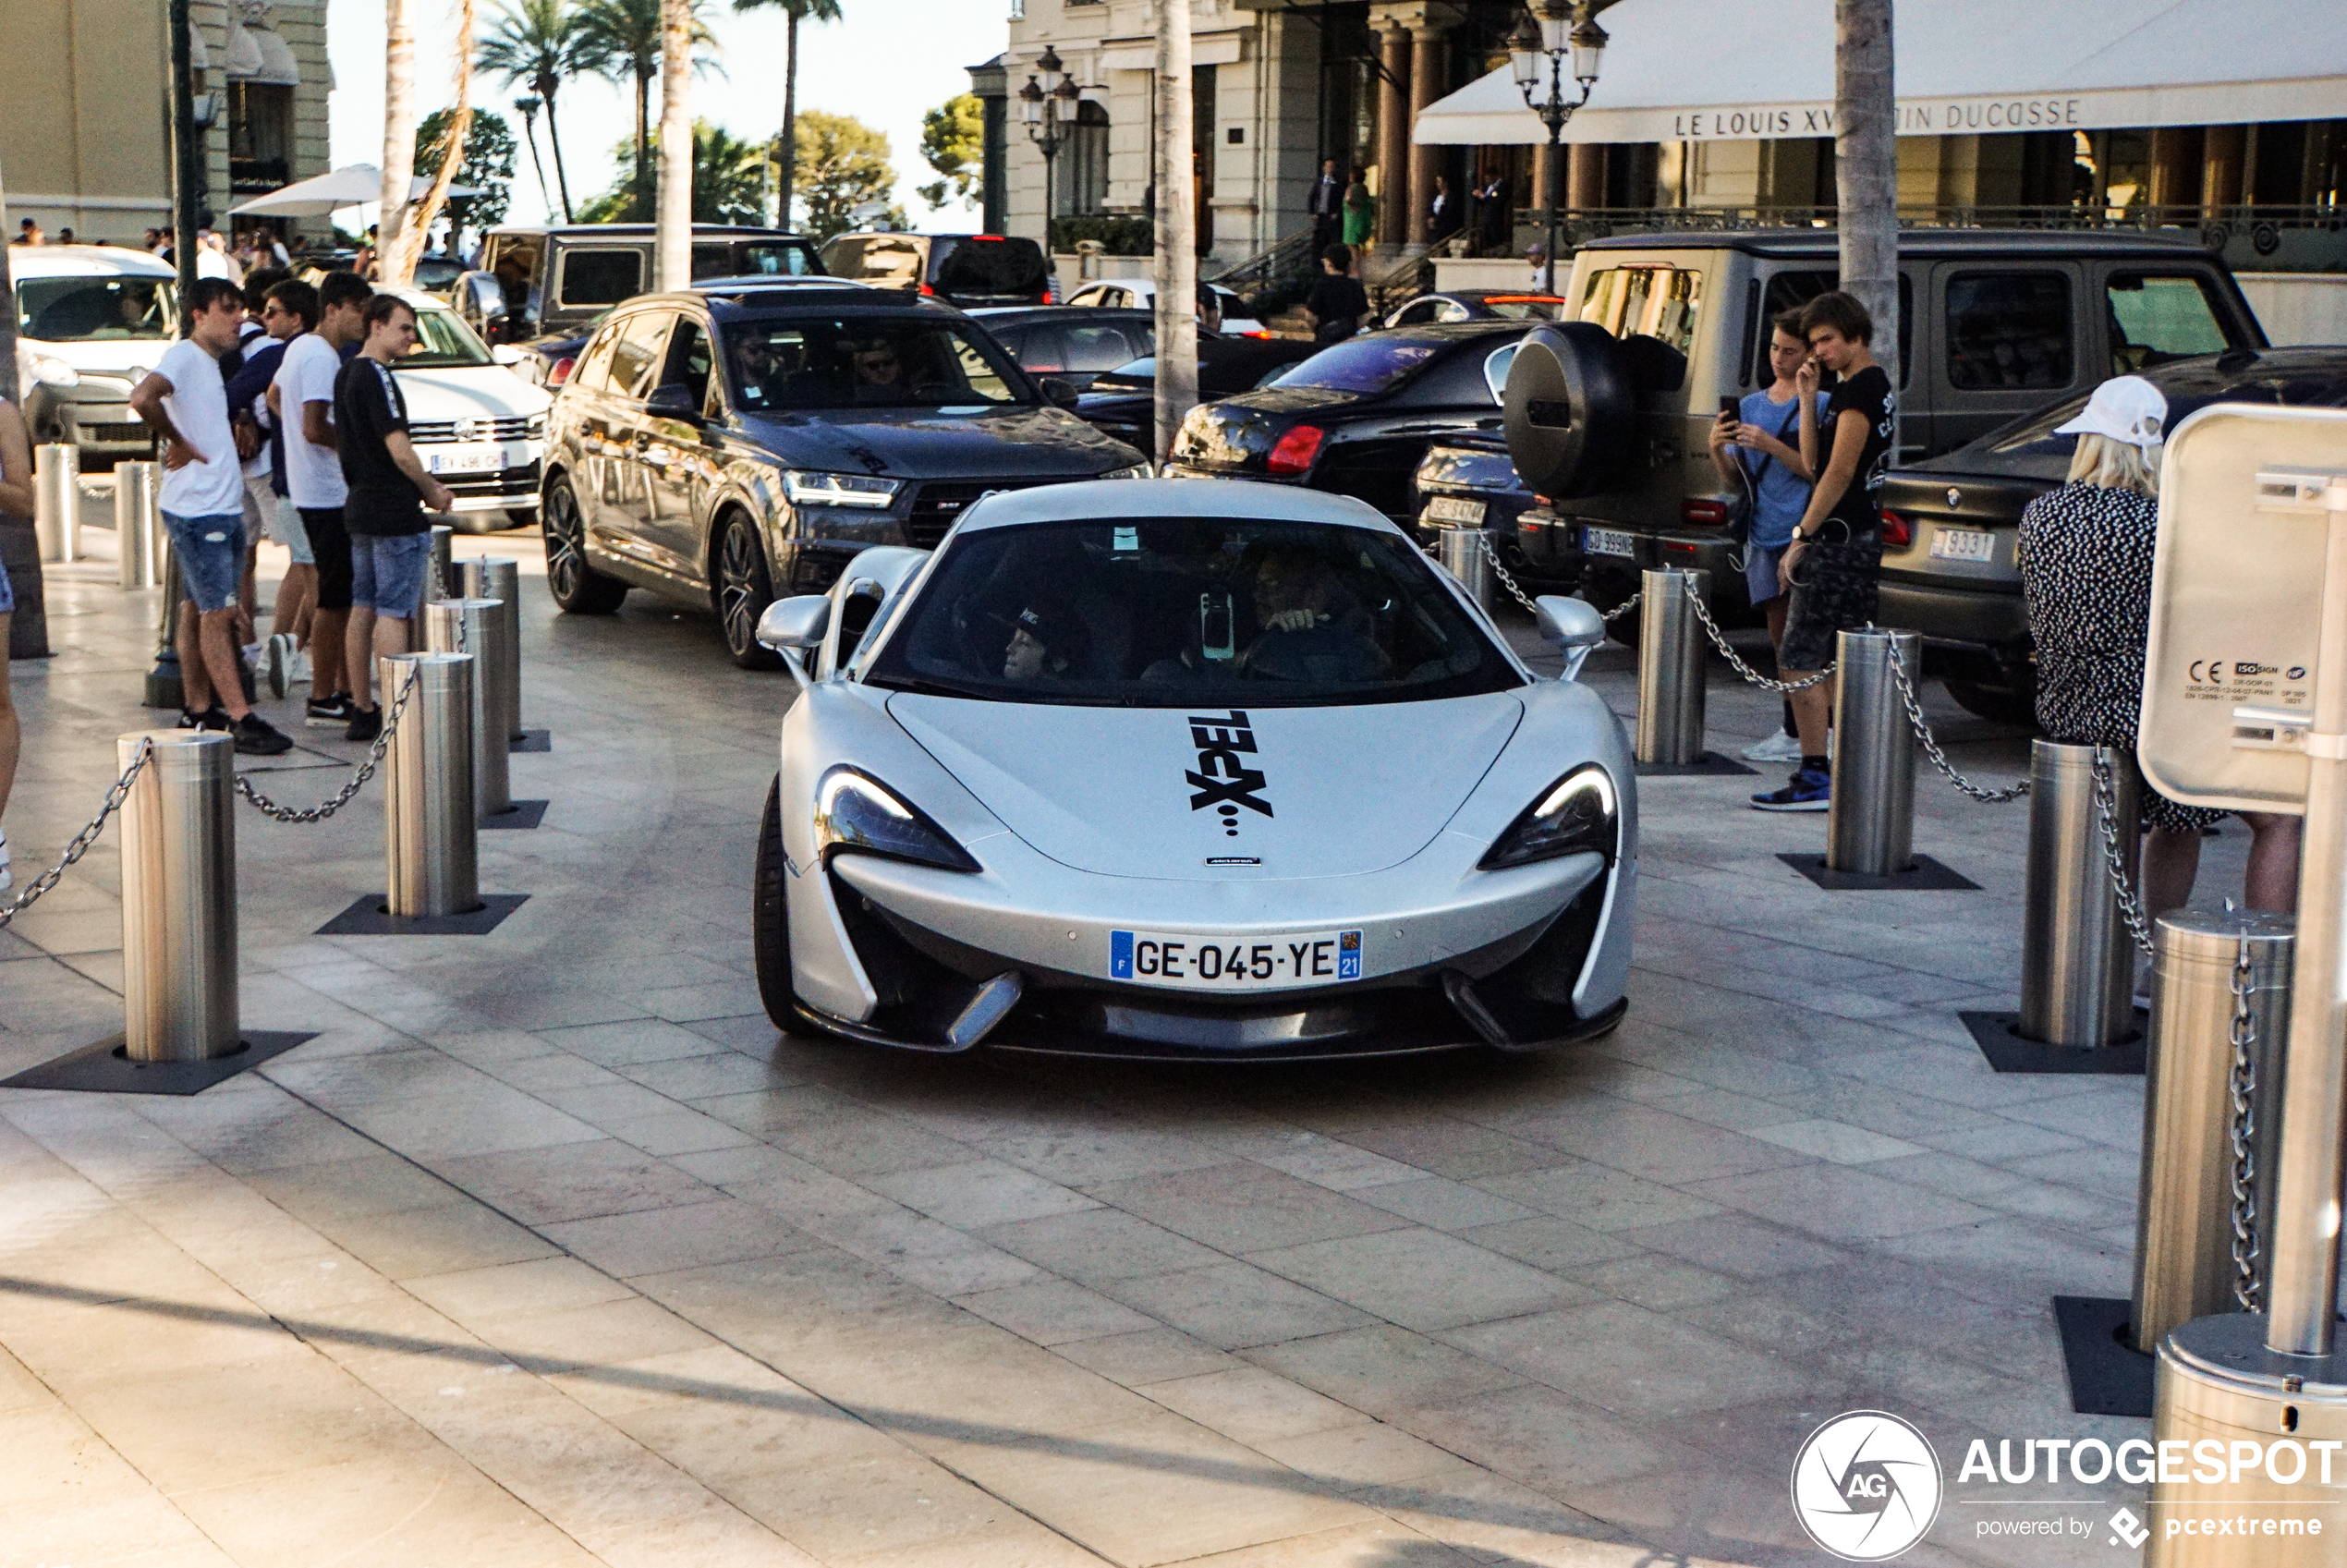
[453,225,825,346]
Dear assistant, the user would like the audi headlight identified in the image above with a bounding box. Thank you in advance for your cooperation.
[1479,764,1618,870]
[784,470,900,510]
[1099,462,1151,480]
[30,356,79,389]
[815,766,979,872]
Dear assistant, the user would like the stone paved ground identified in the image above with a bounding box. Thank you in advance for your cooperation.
[0,521,2261,1567]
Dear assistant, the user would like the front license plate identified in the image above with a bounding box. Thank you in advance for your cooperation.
[1928,526,1996,564]
[427,446,502,475]
[1424,496,1487,525]
[1109,929,1363,989]
[1583,526,1637,559]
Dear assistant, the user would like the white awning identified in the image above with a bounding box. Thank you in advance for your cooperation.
[1414,0,2347,146]
[228,164,483,217]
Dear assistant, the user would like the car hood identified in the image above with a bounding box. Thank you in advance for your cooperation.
[737,404,1138,477]
[20,337,176,380]
[1173,387,1368,468]
[886,691,1525,880]
[1897,444,2070,484]
[395,366,555,418]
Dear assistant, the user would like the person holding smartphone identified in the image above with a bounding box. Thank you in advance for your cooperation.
[1709,307,1826,763]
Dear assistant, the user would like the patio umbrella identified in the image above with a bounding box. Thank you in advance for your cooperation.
[229,164,484,218]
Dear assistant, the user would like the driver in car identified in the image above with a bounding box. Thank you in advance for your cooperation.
[732,334,785,406]
[849,337,908,404]
[1001,605,1088,682]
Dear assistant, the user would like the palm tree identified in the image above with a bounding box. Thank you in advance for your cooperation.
[730,0,840,230]
[576,0,715,224]
[381,0,418,266]
[479,0,590,221]
[395,0,478,282]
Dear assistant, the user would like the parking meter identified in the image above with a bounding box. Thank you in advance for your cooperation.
[2143,406,2347,1565]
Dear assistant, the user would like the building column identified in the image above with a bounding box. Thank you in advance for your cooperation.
[1567,143,1603,213]
[2201,125,2244,214]
[2148,126,2203,211]
[1531,140,1556,243]
[1377,23,1411,253]
[1405,22,1447,253]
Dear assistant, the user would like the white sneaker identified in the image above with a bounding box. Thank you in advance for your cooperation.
[264,634,292,699]
[1742,731,1805,762]
[0,831,12,893]
[288,646,312,684]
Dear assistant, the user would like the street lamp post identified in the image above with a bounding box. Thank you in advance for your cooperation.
[1510,2,1607,296]
[1018,45,1083,257]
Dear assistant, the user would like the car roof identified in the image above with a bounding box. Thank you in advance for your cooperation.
[483,224,809,240]
[958,478,1397,535]
[381,286,455,311]
[1579,227,2216,260]
[964,305,1157,323]
[8,244,177,279]
[617,288,968,321]
[692,275,869,297]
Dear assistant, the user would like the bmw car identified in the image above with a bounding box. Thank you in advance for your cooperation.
[751,479,1636,1061]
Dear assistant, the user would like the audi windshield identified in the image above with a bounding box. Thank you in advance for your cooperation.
[724,318,1028,411]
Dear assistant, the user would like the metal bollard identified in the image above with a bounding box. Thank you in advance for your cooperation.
[33,444,79,563]
[114,460,164,589]
[1825,628,1920,875]
[2132,909,2292,1353]
[380,652,480,918]
[430,524,455,600]
[2018,740,2141,1047]
[459,558,524,739]
[117,730,239,1061]
[425,599,513,818]
[1635,567,1708,766]
[1436,525,1495,615]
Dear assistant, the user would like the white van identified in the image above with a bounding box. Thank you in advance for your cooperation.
[12,245,181,465]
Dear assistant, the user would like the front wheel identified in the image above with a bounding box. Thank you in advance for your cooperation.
[753,774,799,1030]
[717,513,782,670]
[542,475,627,614]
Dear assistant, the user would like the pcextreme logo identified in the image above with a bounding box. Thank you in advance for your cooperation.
[1791,1411,1944,1561]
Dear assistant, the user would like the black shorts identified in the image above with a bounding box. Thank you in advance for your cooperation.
[1779,534,1882,672]
[303,507,352,610]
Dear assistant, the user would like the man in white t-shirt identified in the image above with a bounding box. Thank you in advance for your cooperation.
[128,278,293,755]
[272,269,370,724]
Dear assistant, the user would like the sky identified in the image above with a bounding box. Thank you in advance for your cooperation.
[324,0,1008,231]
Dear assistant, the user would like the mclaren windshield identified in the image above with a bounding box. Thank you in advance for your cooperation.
[863,517,1522,707]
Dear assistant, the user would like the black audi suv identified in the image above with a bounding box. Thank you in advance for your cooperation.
[538,284,1149,665]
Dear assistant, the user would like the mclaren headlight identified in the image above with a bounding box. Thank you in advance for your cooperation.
[784,470,900,510]
[1478,764,1618,870]
[815,766,979,872]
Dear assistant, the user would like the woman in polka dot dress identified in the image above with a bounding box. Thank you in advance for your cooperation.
[2017,375,2299,916]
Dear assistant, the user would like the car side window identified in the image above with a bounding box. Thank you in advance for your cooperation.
[1945,272,2074,390]
[1392,300,1438,325]
[2108,273,2236,372]
[1063,323,1139,372]
[1438,302,1471,323]
[570,323,622,392]
[557,247,646,309]
[660,317,714,408]
[955,338,1013,401]
[1008,324,1064,372]
[606,311,673,401]
[1758,270,1916,387]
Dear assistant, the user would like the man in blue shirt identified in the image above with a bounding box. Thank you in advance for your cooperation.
[1709,307,1826,762]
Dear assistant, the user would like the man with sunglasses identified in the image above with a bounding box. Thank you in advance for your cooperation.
[848,337,906,405]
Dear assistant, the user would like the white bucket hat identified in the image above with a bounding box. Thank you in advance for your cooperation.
[2055,375,2167,455]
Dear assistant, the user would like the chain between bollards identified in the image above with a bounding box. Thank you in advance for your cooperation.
[1678,577,1835,693]
[2227,937,2263,1312]
[232,662,421,824]
[1464,531,1642,624]
[1881,655,2032,803]
[0,740,155,929]
[2090,748,2158,959]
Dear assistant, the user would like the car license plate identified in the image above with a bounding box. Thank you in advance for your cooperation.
[427,446,502,475]
[1424,496,1486,525]
[1583,527,1637,559]
[1928,527,1996,564]
[1109,929,1363,989]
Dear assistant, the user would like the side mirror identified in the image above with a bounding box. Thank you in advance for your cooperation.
[644,382,698,419]
[1039,375,1082,410]
[490,344,524,366]
[1535,594,1607,682]
[756,595,831,651]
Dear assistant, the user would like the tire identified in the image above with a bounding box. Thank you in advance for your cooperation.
[716,512,782,670]
[1943,679,2037,727]
[1501,322,1636,499]
[542,474,627,614]
[753,773,799,1030]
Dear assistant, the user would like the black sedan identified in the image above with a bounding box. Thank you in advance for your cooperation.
[540,286,1148,665]
[963,306,1161,393]
[1165,322,1530,520]
[1383,289,1567,329]
[1412,433,1581,591]
[1073,334,1317,455]
[1879,346,2347,722]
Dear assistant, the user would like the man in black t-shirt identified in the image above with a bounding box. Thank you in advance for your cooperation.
[334,293,454,741]
[1753,289,1898,812]
[1303,246,1369,344]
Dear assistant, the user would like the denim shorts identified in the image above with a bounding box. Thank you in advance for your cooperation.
[350,531,433,615]
[1745,541,1788,607]
[163,510,248,613]
[249,479,312,565]
[0,553,13,615]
